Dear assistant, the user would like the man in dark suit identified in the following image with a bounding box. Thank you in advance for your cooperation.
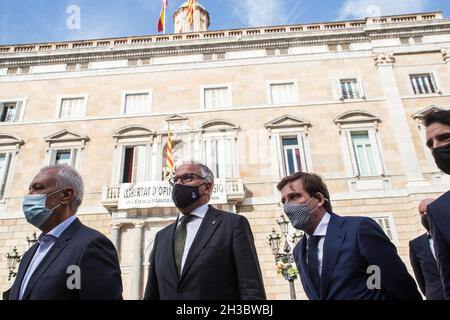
[2,289,10,300]
[277,172,421,300]
[8,165,122,300]
[143,162,266,300]
[423,110,450,299]
[409,199,445,299]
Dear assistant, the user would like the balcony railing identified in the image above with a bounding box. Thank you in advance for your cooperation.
[101,178,245,209]
[0,12,442,55]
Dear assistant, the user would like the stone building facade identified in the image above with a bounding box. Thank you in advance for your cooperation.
[0,6,449,299]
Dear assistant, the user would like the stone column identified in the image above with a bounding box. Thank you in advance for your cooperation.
[130,222,145,300]
[110,222,122,255]
[375,52,426,187]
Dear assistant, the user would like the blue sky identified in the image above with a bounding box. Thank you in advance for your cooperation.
[1,0,449,45]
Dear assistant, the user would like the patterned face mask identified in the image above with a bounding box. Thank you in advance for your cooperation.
[283,198,319,231]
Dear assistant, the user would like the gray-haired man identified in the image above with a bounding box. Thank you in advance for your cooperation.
[8,165,123,300]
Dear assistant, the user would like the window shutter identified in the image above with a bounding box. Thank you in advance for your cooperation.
[12,101,22,121]
[374,217,394,242]
[49,149,57,165]
[113,145,125,185]
[346,131,359,176]
[357,78,365,98]
[0,153,11,197]
[135,145,148,183]
[368,130,384,176]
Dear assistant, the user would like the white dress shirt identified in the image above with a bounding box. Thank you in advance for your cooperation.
[305,212,331,276]
[428,233,437,260]
[19,215,77,299]
[177,203,209,272]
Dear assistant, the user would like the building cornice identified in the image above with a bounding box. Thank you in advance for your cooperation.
[0,12,449,67]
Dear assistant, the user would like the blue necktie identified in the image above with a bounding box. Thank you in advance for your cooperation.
[307,235,321,295]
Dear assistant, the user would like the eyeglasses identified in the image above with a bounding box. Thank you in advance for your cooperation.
[168,173,207,186]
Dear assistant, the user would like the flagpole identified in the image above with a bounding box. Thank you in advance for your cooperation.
[163,3,166,35]
[193,0,196,32]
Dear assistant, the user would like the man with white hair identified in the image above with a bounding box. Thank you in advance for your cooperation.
[144,162,266,300]
[8,165,123,300]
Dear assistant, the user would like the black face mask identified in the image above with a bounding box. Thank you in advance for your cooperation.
[171,184,205,209]
[432,142,450,175]
[421,213,430,232]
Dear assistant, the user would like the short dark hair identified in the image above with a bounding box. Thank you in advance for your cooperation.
[424,110,450,127]
[277,172,332,212]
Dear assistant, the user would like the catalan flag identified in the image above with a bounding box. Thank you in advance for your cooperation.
[166,127,174,172]
[158,0,168,33]
[187,0,195,26]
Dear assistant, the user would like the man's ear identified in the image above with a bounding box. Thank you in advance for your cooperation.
[203,181,212,195]
[61,188,75,205]
[315,192,326,208]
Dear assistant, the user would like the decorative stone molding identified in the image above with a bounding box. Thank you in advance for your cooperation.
[264,115,311,135]
[112,125,154,143]
[0,12,448,68]
[0,134,24,151]
[165,114,189,131]
[374,52,395,66]
[442,48,450,63]
[198,119,240,134]
[412,105,448,127]
[334,110,381,132]
[44,129,89,148]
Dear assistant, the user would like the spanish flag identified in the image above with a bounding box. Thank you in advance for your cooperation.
[166,127,174,172]
[187,0,195,26]
[158,0,168,33]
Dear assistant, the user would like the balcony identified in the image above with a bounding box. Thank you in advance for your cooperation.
[101,178,245,210]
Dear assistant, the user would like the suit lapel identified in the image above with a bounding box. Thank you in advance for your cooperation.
[298,236,319,300]
[420,233,435,261]
[9,244,38,300]
[179,206,221,282]
[421,233,440,277]
[21,218,82,300]
[168,220,179,278]
[320,213,345,299]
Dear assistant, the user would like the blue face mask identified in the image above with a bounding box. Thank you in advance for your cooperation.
[22,189,64,228]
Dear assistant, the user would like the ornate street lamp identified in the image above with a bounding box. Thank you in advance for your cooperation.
[26,232,38,249]
[268,213,303,300]
[5,247,21,281]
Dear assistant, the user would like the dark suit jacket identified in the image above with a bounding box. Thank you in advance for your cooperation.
[2,289,10,300]
[428,190,450,299]
[143,205,266,300]
[293,213,422,300]
[8,218,123,300]
[409,233,445,300]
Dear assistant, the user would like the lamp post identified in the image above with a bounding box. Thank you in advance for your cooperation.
[5,247,21,281]
[26,232,38,249]
[268,213,303,300]
[5,232,38,281]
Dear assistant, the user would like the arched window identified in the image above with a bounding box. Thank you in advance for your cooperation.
[265,115,312,178]
[112,126,154,184]
[0,134,23,202]
[334,111,386,190]
[198,120,239,178]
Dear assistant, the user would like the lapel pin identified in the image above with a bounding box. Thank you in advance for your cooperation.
[212,220,216,225]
